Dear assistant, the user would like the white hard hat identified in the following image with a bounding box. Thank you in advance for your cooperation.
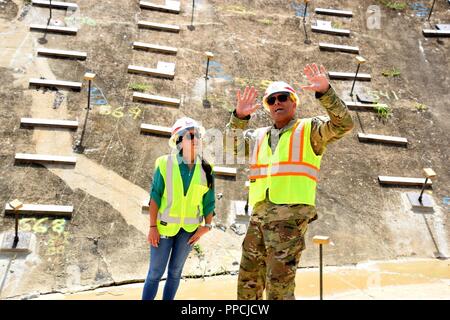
[262,81,300,110]
[168,117,205,148]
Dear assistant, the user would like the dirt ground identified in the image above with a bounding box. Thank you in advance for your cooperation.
[0,0,449,299]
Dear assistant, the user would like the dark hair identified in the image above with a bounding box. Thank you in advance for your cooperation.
[177,136,214,189]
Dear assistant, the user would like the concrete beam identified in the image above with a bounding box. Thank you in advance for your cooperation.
[344,101,379,111]
[139,0,180,14]
[422,29,450,37]
[315,8,353,17]
[138,21,180,33]
[214,166,237,177]
[133,92,180,107]
[37,48,87,60]
[312,26,350,36]
[5,203,73,217]
[357,133,408,146]
[15,153,77,166]
[31,0,78,10]
[132,42,178,55]
[140,124,172,136]
[20,118,79,130]
[328,72,371,81]
[30,24,78,35]
[378,176,433,187]
[319,42,359,54]
[29,78,82,91]
[128,64,175,79]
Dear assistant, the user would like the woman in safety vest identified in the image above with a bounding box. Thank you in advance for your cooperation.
[142,117,215,300]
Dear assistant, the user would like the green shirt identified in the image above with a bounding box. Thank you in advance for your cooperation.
[150,154,215,216]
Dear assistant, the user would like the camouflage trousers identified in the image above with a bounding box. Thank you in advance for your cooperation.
[237,200,312,300]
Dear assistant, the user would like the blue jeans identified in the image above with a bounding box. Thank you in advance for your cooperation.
[142,228,194,300]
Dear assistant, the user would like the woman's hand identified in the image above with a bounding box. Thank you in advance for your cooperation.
[188,226,210,245]
[148,227,160,248]
[235,86,261,119]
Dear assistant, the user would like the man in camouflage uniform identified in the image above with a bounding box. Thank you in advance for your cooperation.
[225,63,354,300]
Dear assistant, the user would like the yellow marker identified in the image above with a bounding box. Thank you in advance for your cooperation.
[9,199,23,210]
[313,235,330,245]
[423,168,436,179]
[356,55,367,64]
[84,72,96,81]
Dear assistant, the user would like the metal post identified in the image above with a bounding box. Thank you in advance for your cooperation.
[349,64,361,97]
[303,1,308,23]
[319,244,323,300]
[205,57,211,80]
[188,0,195,31]
[13,213,19,248]
[303,2,311,44]
[38,0,52,44]
[427,0,436,21]
[74,79,92,153]
[49,0,53,25]
[418,177,429,204]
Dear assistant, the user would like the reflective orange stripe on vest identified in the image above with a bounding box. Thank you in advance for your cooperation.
[249,120,319,181]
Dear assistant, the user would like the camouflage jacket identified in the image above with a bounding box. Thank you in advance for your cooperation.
[225,86,354,224]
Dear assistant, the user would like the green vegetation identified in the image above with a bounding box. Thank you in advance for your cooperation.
[257,19,273,26]
[331,21,343,29]
[379,1,407,10]
[221,5,255,15]
[382,67,401,77]
[128,82,151,92]
[374,104,392,119]
[193,244,204,257]
[414,103,428,112]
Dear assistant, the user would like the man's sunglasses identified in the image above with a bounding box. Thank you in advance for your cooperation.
[267,93,290,106]
[184,131,201,140]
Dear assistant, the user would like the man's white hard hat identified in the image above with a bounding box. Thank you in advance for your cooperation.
[168,117,205,148]
[262,81,300,110]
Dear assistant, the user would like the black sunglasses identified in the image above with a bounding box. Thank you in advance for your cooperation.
[267,93,290,106]
[184,131,201,140]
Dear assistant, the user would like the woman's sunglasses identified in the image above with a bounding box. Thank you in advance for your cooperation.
[184,131,201,141]
[267,93,290,106]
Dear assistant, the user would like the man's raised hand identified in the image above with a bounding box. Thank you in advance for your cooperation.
[236,86,261,119]
[300,63,330,94]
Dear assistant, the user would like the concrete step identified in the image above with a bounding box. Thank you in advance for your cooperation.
[139,0,180,14]
[29,78,82,91]
[328,72,371,81]
[30,24,78,35]
[31,0,78,10]
[315,8,353,17]
[132,42,177,55]
[378,176,432,187]
[133,92,180,107]
[137,21,180,33]
[20,118,79,130]
[37,48,87,60]
[312,26,350,36]
[140,124,172,136]
[214,166,237,177]
[5,203,73,217]
[422,29,450,37]
[357,133,408,146]
[319,42,359,54]
[14,153,77,166]
[128,64,175,79]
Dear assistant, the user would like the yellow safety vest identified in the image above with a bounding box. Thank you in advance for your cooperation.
[249,118,322,207]
[156,154,210,236]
